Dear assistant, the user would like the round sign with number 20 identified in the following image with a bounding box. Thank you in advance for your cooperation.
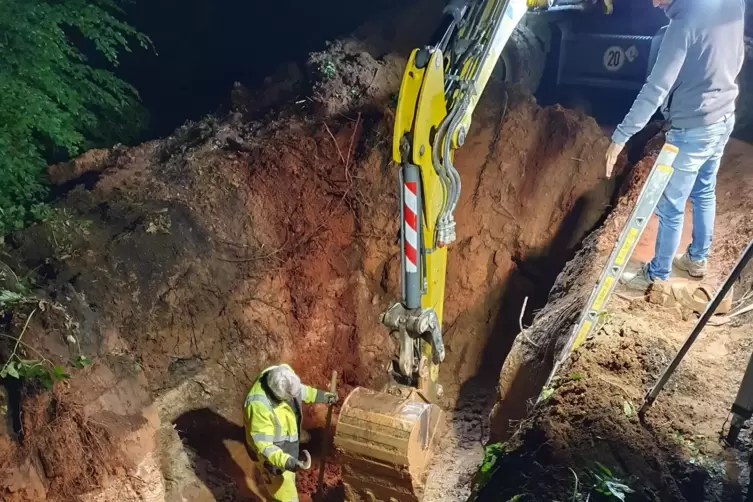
[603,46,625,72]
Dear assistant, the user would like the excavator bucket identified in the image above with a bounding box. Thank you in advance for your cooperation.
[334,386,444,502]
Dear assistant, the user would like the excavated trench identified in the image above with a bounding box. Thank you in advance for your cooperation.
[2,0,753,498]
[0,29,626,500]
[17,8,753,498]
[475,129,753,502]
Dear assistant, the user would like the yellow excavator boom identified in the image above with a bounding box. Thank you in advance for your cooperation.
[333,0,550,500]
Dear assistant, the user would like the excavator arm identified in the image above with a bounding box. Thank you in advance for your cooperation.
[384,0,531,402]
[334,0,604,500]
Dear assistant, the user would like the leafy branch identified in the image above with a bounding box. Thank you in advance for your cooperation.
[0,307,37,377]
[0,307,92,389]
[469,442,510,499]
[0,0,152,234]
[1,264,89,388]
[587,463,634,501]
[566,462,635,502]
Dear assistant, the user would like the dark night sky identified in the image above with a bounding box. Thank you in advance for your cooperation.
[113,0,683,139]
[117,0,399,138]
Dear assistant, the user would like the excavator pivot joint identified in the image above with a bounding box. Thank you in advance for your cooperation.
[382,302,445,378]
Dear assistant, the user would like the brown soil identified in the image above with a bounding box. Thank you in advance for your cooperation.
[20,389,131,498]
[0,32,617,502]
[4,2,753,500]
[306,40,404,118]
[481,132,753,501]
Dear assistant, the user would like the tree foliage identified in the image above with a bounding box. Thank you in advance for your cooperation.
[0,0,150,233]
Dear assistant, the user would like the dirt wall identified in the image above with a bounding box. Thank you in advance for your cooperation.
[488,126,668,442]
[0,42,616,501]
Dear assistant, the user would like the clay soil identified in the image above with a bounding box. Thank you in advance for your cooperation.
[477,135,753,502]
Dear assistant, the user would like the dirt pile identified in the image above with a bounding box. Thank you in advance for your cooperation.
[480,295,753,501]
[482,126,753,501]
[0,39,616,501]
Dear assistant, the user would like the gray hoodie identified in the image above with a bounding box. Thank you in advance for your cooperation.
[612,0,745,145]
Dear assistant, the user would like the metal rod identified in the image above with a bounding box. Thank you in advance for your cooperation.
[551,0,589,6]
[726,347,753,444]
[640,238,753,415]
[316,370,338,497]
[543,4,587,11]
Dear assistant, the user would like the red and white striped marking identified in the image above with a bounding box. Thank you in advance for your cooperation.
[404,182,418,273]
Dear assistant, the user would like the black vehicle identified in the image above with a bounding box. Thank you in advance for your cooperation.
[502,0,752,136]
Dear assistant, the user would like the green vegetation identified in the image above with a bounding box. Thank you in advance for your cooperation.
[0,302,93,389]
[0,0,150,234]
[671,430,725,477]
[0,356,92,391]
[471,438,636,501]
[568,462,635,502]
[539,371,586,402]
[467,442,509,499]
[319,59,337,80]
[477,442,508,489]
[588,462,635,501]
[622,400,635,418]
[1,262,92,389]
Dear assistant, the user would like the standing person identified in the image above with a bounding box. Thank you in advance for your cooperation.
[605,0,745,289]
[244,363,337,502]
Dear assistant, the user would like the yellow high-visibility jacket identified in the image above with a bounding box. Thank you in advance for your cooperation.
[244,364,325,472]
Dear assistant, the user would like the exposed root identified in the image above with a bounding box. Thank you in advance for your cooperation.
[19,389,134,499]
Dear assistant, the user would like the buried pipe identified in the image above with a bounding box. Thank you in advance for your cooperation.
[639,237,753,416]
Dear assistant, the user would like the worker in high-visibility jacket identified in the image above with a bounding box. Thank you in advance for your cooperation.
[244,363,337,502]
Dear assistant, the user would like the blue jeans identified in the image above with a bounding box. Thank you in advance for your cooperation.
[648,113,735,280]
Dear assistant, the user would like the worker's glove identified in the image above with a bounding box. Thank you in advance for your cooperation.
[297,450,312,471]
[605,141,625,178]
[315,390,338,404]
[284,450,312,472]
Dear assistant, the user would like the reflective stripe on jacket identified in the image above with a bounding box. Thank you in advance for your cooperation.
[243,364,321,471]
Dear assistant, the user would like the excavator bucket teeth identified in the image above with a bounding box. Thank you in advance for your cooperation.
[334,386,444,502]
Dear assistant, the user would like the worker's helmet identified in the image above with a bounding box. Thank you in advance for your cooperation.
[267,365,302,402]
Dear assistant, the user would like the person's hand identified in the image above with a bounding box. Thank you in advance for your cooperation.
[605,142,625,178]
[324,392,338,405]
[286,450,312,471]
[296,450,312,471]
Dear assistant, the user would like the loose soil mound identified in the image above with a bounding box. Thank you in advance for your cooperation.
[0,41,616,501]
[482,132,753,501]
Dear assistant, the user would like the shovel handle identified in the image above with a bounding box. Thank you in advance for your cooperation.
[316,370,338,496]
